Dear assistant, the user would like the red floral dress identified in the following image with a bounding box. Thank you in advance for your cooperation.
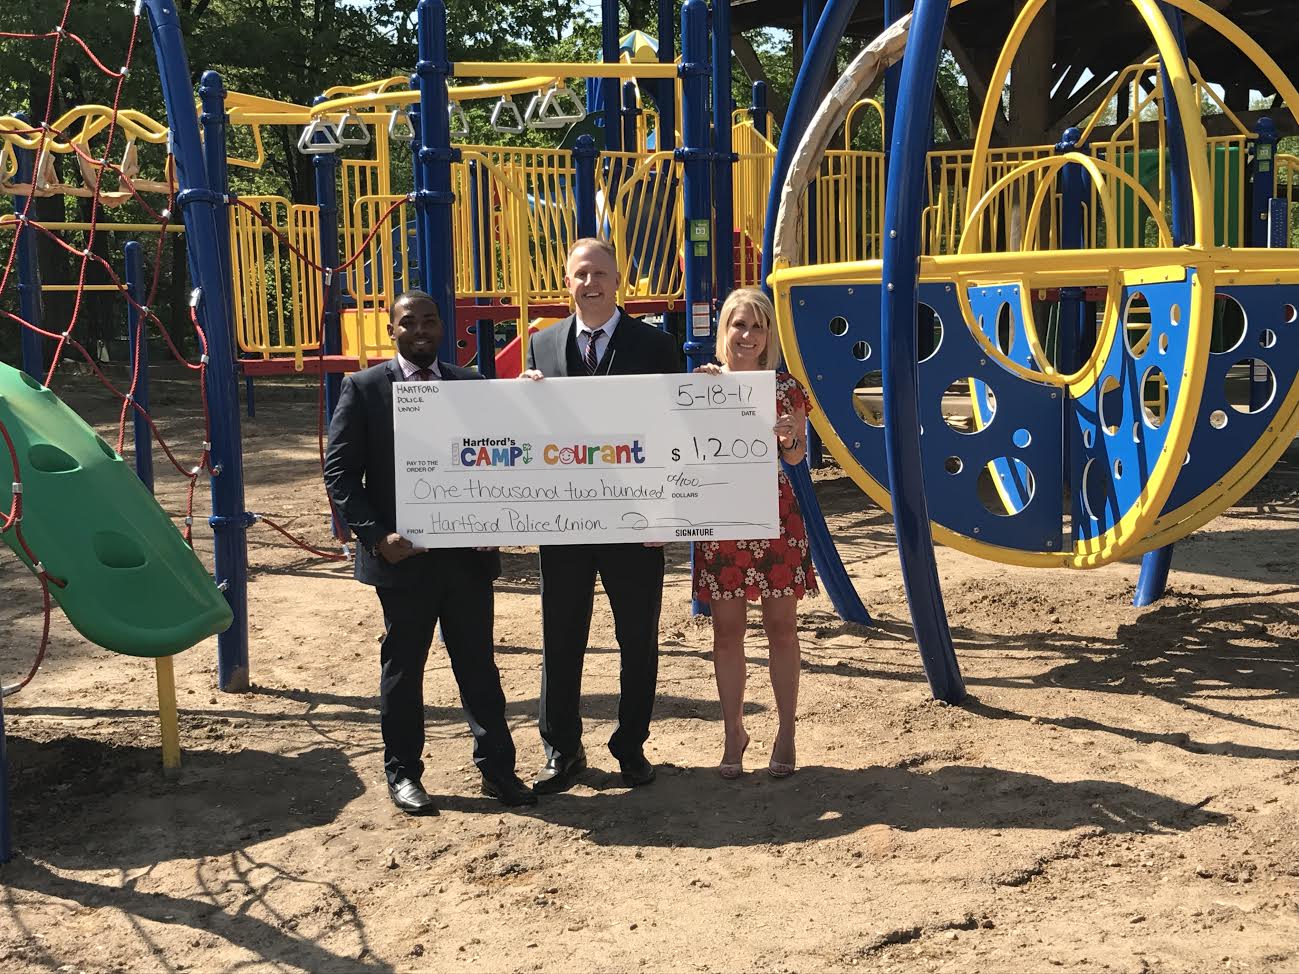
[693,372,819,603]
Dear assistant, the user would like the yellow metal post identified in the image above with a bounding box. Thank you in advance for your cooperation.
[154,656,181,772]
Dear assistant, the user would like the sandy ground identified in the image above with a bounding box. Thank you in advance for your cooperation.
[1,369,1297,974]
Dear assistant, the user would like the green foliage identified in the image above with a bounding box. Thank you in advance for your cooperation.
[0,0,610,363]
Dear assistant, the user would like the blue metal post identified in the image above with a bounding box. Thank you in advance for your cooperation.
[878,0,963,701]
[681,0,714,618]
[1055,127,1087,572]
[622,80,639,152]
[759,0,872,626]
[574,134,599,238]
[602,0,622,153]
[1055,127,1088,375]
[800,0,827,470]
[142,0,248,690]
[657,0,676,151]
[749,81,769,138]
[310,103,344,407]
[1135,2,1193,610]
[311,100,347,535]
[679,0,714,373]
[467,161,496,377]
[1251,116,1278,247]
[198,72,254,417]
[415,0,458,364]
[199,72,232,347]
[712,0,735,303]
[13,130,45,380]
[1248,117,1279,414]
[0,690,9,864]
[883,0,903,161]
[124,241,154,492]
[801,0,823,269]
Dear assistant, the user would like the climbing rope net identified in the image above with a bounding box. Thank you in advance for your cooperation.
[0,1,403,696]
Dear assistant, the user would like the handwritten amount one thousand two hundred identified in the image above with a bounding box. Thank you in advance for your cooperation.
[393,372,781,547]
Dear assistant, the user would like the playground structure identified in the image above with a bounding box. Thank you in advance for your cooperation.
[2,0,1299,858]
[769,0,1299,698]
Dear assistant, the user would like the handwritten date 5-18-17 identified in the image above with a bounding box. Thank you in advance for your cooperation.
[676,382,754,408]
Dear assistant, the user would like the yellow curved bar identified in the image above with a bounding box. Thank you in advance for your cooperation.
[1011,154,1169,383]
[942,154,1121,385]
[308,89,416,117]
[225,91,315,123]
[966,0,1212,248]
[453,61,678,80]
[1156,0,1299,132]
[322,76,410,99]
[308,76,565,119]
[960,153,1121,258]
[1017,156,1171,255]
[1071,261,1212,566]
[773,247,1208,288]
[1130,0,1212,247]
[0,220,184,233]
[451,77,562,101]
[843,98,885,150]
[0,107,169,151]
[227,121,267,170]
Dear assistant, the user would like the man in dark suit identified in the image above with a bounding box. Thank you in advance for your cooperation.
[324,290,535,815]
[520,238,680,793]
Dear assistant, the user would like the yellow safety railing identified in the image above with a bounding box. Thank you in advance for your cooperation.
[843,98,885,151]
[475,148,577,306]
[601,150,684,306]
[341,193,410,367]
[339,146,579,367]
[230,196,322,370]
[811,149,887,263]
[732,118,776,289]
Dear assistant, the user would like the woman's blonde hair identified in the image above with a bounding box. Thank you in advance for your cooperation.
[715,288,782,370]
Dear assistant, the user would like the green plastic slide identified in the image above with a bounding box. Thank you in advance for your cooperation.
[0,362,232,657]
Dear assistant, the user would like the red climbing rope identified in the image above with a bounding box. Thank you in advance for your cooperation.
[0,3,428,695]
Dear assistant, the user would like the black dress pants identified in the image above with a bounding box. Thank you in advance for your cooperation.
[537,543,664,762]
[375,563,514,786]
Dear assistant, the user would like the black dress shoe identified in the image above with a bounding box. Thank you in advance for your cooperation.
[481,771,538,807]
[388,778,439,815]
[532,747,588,794]
[619,754,656,787]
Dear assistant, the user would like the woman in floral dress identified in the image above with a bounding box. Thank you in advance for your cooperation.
[693,288,817,779]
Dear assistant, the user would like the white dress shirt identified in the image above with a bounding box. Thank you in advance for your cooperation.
[395,352,441,380]
[575,309,620,368]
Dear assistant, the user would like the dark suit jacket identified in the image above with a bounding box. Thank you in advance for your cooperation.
[526,309,679,378]
[324,358,502,588]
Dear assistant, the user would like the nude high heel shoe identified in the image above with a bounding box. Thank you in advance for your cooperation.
[718,732,750,780]
[768,735,796,778]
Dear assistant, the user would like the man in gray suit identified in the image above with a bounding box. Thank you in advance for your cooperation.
[520,239,679,793]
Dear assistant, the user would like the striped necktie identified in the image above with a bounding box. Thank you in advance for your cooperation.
[583,328,604,374]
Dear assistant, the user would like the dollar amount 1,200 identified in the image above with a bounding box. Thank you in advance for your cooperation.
[670,436,772,463]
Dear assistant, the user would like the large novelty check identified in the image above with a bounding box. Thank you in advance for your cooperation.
[393,372,779,547]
